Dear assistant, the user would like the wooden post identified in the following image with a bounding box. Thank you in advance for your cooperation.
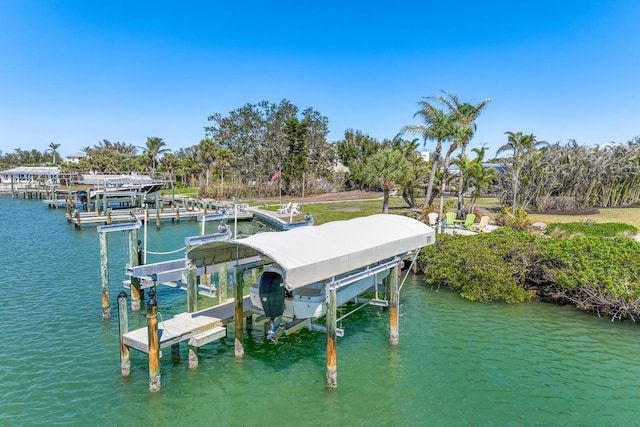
[171,344,180,362]
[99,232,110,319]
[326,285,338,388]
[218,262,228,305]
[245,268,256,332]
[147,290,161,392]
[388,266,399,346]
[246,314,253,332]
[117,291,130,376]
[75,209,81,229]
[155,192,160,229]
[234,267,245,359]
[186,261,197,313]
[128,229,142,311]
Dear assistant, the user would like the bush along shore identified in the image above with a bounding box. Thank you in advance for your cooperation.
[418,222,640,321]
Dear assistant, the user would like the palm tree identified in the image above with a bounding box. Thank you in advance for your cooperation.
[497,131,543,215]
[363,147,407,213]
[399,100,455,207]
[466,147,497,213]
[197,138,218,188]
[141,137,171,175]
[48,142,61,164]
[432,91,490,214]
[396,138,427,208]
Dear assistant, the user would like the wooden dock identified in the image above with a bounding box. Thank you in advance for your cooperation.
[123,296,252,354]
[71,207,205,227]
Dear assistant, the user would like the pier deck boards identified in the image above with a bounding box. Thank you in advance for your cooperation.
[123,296,252,353]
[72,209,204,226]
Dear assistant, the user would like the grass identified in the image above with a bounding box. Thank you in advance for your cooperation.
[167,188,640,229]
[301,196,640,229]
[528,208,640,229]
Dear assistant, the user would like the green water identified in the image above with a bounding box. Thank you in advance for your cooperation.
[1,197,639,426]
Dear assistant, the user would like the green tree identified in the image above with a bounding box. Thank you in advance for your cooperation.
[48,142,61,164]
[432,91,490,214]
[400,99,455,207]
[466,147,497,213]
[336,129,380,190]
[205,100,331,186]
[141,137,171,174]
[282,117,309,195]
[497,131,543,214]
[363,147,407,213]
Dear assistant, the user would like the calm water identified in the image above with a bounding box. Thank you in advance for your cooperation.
[1,196,639,426]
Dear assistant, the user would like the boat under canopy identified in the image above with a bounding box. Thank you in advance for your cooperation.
[186,214,435,290]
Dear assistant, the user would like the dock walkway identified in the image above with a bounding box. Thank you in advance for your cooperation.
[71,208,205,227]
[123,296,252,353]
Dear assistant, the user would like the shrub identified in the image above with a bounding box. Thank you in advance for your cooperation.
[494,207,531,231]
[546,222,637,238]
[418,230,539,303]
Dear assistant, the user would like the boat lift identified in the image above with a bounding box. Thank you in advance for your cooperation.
[186,214,435,387]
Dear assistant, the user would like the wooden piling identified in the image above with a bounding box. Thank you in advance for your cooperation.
[185,260,198,367]
[117,291,130,376]
[128,229,142,311]
[234,268,245,359]
[155,192,160,229]
[171,344,180,362]
[218,262,228,305]
[147,290,161,392]
[326,286,338,388]
[246,314,253,332]
[186,262,197,313]
[388,266,399,346]
[99,232,110,319]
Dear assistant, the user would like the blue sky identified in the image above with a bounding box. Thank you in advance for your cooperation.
[1,1,639,159]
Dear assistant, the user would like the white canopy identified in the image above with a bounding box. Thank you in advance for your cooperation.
[187,214,435,290]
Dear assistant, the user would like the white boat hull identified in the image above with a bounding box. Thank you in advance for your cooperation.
[250,269,390,321]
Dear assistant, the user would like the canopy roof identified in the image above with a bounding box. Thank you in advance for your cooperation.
[0,166,60,177]
[187,214,435,290]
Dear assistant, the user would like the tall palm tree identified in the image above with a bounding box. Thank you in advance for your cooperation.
[432,91,490,214]
[399,100,455,208]
[497,131,543,215]
[466,147,497,213]
[141,137,171,174]
[48,142,61,164]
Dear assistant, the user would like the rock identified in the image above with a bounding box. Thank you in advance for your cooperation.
[531,222,547,231]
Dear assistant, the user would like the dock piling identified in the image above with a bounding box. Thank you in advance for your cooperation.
[147,289,161,392]
[218,263,228,305]
[326,286,338,388]
[186,262,197,313]
[388,266,399,346]
[234,268,245,359]
[99,232,110,319]
[117,291,130,376]
[129,231,142,311]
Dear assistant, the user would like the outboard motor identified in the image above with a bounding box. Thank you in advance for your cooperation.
[259,271,285,341]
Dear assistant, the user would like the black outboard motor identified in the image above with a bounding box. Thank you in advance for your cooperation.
[259,271,285,341]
